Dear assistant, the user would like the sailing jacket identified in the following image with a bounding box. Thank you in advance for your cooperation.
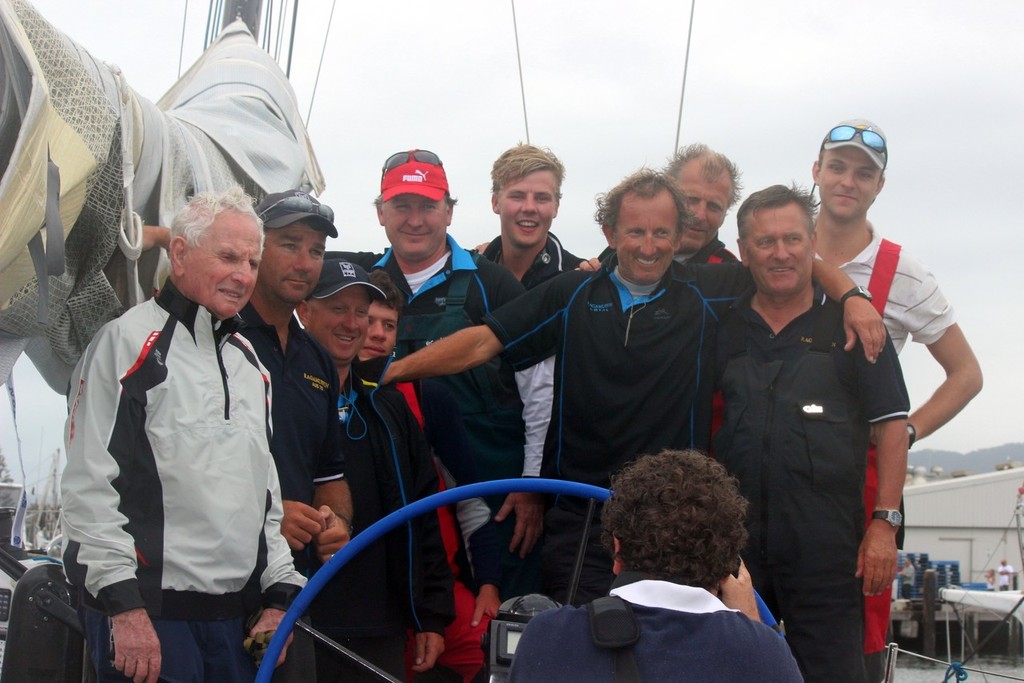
[310,360,454,638]
[62,282,305,619]
[481,231,584,290]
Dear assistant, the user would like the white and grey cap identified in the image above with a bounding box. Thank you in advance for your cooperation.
[821,118,888,170]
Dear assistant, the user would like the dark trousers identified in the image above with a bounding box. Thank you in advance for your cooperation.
[314,632,406,683]
[80,605,256,682]
[269,616,316,682]
[748,557,866,683]
[541,503,614,606]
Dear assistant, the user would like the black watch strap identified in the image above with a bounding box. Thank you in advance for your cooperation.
[840,285,872,305]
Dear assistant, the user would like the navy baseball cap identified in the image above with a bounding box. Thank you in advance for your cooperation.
[311,259,386,301]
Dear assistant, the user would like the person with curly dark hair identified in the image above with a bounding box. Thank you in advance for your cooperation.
[600,448,750,590]
[508,450,802,682]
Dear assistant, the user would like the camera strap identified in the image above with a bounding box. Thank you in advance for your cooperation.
[587,595,641,683]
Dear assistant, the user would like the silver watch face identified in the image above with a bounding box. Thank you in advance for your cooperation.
[875,510,902,527]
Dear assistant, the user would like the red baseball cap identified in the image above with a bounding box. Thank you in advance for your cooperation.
[380,150,449,202]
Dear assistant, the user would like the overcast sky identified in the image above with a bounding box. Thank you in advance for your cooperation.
[4,0,1022,494]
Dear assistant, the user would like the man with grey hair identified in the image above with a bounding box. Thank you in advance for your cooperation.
[664,143,742,264]
[63,186,305,683]
[593,143,741,266]
[715,183,909,682]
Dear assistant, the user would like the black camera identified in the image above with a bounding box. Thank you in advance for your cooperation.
[483,594,560,682]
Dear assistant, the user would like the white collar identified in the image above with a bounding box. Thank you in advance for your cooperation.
[610,579,736,615]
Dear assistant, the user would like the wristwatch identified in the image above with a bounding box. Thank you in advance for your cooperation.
[840,285,873,305]
[872,509,903,529]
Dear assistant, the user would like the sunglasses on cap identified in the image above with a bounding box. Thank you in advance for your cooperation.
[258,195,334,224]
[825,125,887,154]
[381,150,444,176]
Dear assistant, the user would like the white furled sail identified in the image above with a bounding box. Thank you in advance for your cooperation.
[0,0,323,391]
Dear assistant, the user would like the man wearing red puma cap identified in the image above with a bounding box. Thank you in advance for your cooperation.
[340,150,548,599]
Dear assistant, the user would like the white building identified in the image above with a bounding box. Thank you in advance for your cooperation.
[903,467,1024,586]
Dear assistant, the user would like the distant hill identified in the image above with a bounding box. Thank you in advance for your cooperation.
[910,442,1024,475]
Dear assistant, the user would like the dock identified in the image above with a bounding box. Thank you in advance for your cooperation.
[888,570,1024,661]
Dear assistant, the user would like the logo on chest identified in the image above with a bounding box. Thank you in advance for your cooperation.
[304,373,330,392]
[588,302,613,313]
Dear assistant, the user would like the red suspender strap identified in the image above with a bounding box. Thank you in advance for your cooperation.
[396,381,425,429]
[867,238,902,315]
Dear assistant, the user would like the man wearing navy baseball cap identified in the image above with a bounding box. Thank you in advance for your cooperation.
[298,258,454,682]
[241,190,351,681]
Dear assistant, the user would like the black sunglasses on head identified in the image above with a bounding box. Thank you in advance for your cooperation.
[381,150,443,176]
[258,195,334,224]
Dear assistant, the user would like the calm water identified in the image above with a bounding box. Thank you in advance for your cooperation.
[892,654,1023,681]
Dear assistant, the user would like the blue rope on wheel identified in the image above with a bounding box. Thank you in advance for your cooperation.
[943,661,969,681]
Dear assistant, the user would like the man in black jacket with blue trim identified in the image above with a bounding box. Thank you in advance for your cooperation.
[297,258,454,682]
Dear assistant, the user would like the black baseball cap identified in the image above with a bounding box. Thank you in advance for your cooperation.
[311,259,386,301]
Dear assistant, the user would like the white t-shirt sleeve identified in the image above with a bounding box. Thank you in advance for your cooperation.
[514,356,554,477]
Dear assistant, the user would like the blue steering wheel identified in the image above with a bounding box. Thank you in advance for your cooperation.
[256,478,779,681]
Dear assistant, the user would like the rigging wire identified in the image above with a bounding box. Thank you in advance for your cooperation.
[304,0,337,128]
[177,0,189,79]
[274,0,288,63]
[510,0,530,143]
[261,0,272,53]
[673,0,697,152]
[285,0,300,78]
[203,0,216,51]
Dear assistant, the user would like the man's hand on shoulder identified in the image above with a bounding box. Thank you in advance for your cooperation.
[842,296,885,362]
[111,608,161,683]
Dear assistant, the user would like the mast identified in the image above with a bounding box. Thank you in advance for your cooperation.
[222,0,263,37]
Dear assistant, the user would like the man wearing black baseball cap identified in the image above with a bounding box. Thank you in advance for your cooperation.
[241,190,351,681]
[298,258,454,681]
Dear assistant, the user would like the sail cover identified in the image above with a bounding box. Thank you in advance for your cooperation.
[0,0,324,391]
